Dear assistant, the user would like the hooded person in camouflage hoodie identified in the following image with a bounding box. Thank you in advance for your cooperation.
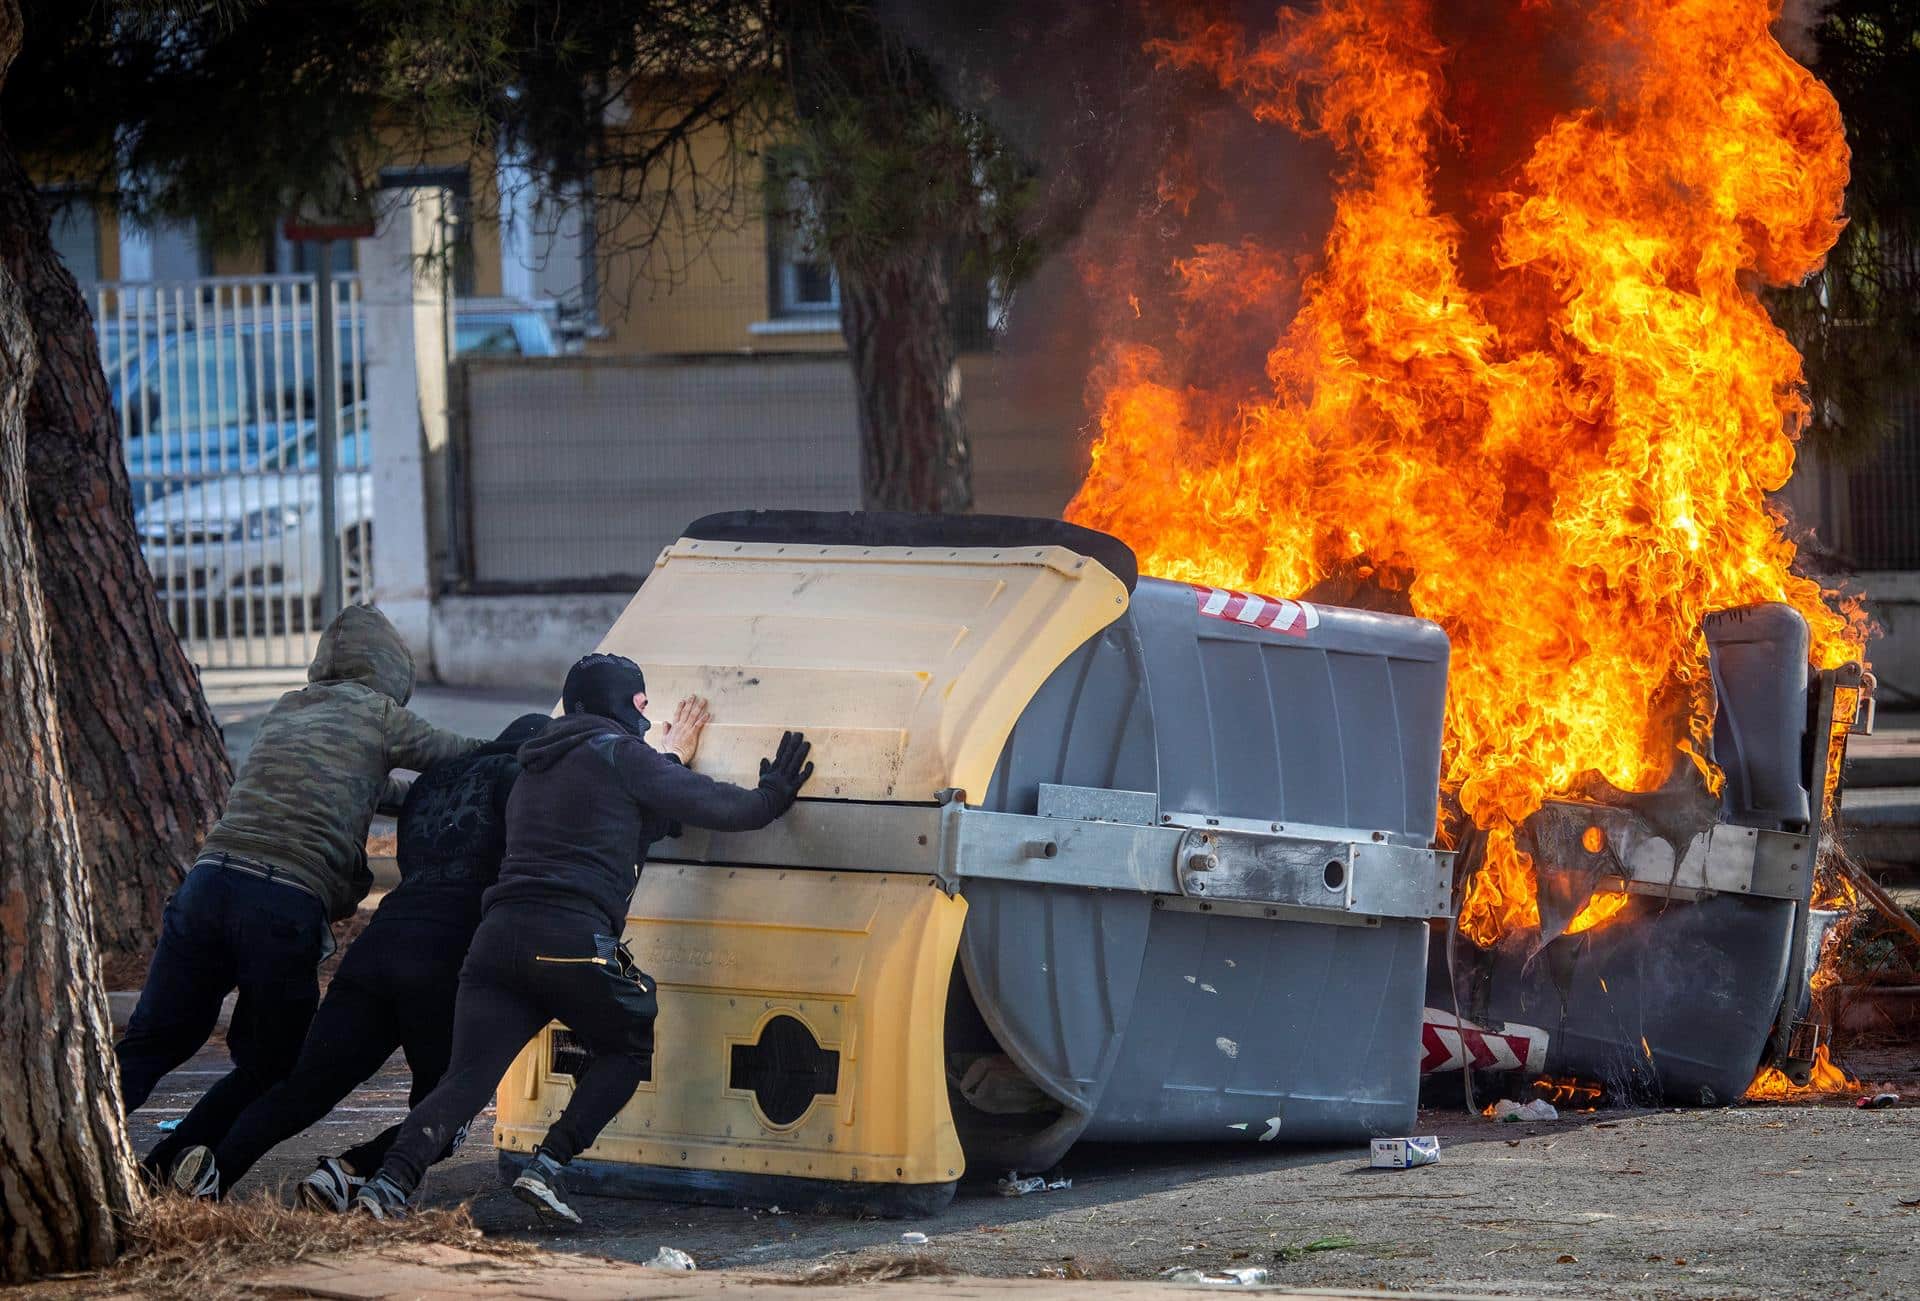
[117,606,479,1183]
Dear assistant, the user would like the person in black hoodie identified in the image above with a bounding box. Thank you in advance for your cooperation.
[356,653,813,1226]
[165,713,551,1203]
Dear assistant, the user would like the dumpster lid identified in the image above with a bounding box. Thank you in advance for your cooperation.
[685,510,1140,591]
[588,520,1132,803]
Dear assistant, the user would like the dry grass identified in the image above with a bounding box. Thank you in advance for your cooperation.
[783,1252,958,1286]
[97,1191,536,1300]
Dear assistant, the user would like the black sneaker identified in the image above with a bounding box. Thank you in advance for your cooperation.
[169,1145,220,1200]
[511,1150,582,1227]
[298,1156,363,1213]
[353,1172,411,1221]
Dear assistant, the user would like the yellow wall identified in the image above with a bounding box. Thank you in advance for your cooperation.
[586,122,843,357]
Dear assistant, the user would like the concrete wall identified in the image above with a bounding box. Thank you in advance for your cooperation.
[1860,572,1920,708]
[431,593,633,692]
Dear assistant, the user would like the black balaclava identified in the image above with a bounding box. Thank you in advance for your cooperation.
[562,653,650,738]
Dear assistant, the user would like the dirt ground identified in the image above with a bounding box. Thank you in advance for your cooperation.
[125,1041,1920,1300]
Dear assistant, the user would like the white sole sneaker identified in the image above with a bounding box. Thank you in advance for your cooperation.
[298,1157,361,1213]
[169,1145,219,1200]
[512,1171,582,1227]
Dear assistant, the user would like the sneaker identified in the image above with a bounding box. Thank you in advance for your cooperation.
[511,1150,582,1228]
[298,1156,364,1213]
[353,1172,411,1221]
[169,1145,220,1200]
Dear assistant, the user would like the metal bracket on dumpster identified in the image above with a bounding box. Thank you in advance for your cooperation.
[1528,799,1811,903]
[1168,825,1453,920]
[659,793,1455,923]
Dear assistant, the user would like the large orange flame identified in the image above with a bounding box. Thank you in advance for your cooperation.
[1068,0,1867,945]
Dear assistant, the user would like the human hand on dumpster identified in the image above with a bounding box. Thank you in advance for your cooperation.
[659,695,711,764]
[757,730,814,814]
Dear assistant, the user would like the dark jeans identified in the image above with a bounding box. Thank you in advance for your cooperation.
[209,917,470,1194]
[376,903,656,1194]
[115,858,330,1174]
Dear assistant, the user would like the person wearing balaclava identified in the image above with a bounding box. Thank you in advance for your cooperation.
[356,653,813,1226]
[166,712,554,1203]
[117,606,481,1191]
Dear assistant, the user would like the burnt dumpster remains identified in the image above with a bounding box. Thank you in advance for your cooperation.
[1425,603,1870,1107]
[491,511,1456,1214]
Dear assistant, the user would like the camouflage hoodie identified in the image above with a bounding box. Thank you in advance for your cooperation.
[200,606,479,921]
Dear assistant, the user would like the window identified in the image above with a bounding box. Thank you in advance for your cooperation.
[42,190,102,290]
[768,177,838,319]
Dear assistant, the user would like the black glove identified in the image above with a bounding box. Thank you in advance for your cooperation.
[757,730,815,814]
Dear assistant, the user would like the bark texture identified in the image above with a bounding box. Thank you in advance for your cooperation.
[0,114,230,958]
[0,8,141,1276]
[776,0,974,514]
[838,253,971,512]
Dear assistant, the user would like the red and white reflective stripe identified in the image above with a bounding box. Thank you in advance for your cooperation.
[1191,585,1321,637]
[1418,1008,1550,1075]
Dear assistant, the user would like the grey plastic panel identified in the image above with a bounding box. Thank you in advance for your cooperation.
[1436,890,1794,1106]
[963,578,1449,1158]
[1704,603,1811,829]
[957,880,1153,1113]
[1086,911,1426,1143]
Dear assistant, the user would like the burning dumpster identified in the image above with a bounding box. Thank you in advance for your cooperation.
[1424,603,1872,1106]
[492,510,1455,1213]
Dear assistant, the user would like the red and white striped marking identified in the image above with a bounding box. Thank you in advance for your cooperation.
[1419,1008,1550,1075]
[1192,585,1321,637]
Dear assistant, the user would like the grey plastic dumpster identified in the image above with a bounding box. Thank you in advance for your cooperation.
[951,574,1455,1171]
[1426,602,1864,1106]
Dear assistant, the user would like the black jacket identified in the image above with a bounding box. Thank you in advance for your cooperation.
[370,732,531,936]
[484,713,781,931]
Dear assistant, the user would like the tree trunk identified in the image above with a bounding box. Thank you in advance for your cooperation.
[839,251,971,512]
[0,12,141,1278]
[0,123,231,961]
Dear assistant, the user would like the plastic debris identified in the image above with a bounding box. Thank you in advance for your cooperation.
[155,1118,182,1132]
[998,1170,1074,1197]
[1490,1098,1559,1122]
[1369,1136,1440,1168]
[1160,1265,1271,1286]
[901,1232,930,1246]
[647,1247,696,1271]
[1857,1093,1900,1109]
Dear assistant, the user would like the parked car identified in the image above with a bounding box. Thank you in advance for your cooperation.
[111,300,557,479]
[135,424,373,632]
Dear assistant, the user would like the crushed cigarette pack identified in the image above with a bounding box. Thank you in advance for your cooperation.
[1370,1136,1440,1169]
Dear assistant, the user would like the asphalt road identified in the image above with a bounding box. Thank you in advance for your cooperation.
[127,1041,1920,1299]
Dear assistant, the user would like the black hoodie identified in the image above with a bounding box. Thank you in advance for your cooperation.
[484,713,782,931]
[369,715,549,936]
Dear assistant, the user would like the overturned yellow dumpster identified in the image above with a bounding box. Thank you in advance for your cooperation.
[495,511,1454,1215]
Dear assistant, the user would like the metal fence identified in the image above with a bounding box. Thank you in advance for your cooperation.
[94,274,372,668]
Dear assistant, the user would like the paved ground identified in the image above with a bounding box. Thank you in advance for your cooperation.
[126,1041,1920,1299]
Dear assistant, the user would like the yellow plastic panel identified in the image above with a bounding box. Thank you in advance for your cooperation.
[494,866,968,1187]
[588,539,1128,803]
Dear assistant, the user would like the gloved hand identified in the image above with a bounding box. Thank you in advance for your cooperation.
[758,730,815,814]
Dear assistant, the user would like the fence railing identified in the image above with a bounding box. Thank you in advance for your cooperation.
[94,274,372,668]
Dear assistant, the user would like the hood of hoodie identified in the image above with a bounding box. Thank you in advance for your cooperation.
[307,605,416,704]
[517,711,644,773]
[479,713,550,760]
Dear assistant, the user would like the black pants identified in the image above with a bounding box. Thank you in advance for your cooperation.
[208,916,470,1194]
[376,903,655,1194]
[115,858,330,1175]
